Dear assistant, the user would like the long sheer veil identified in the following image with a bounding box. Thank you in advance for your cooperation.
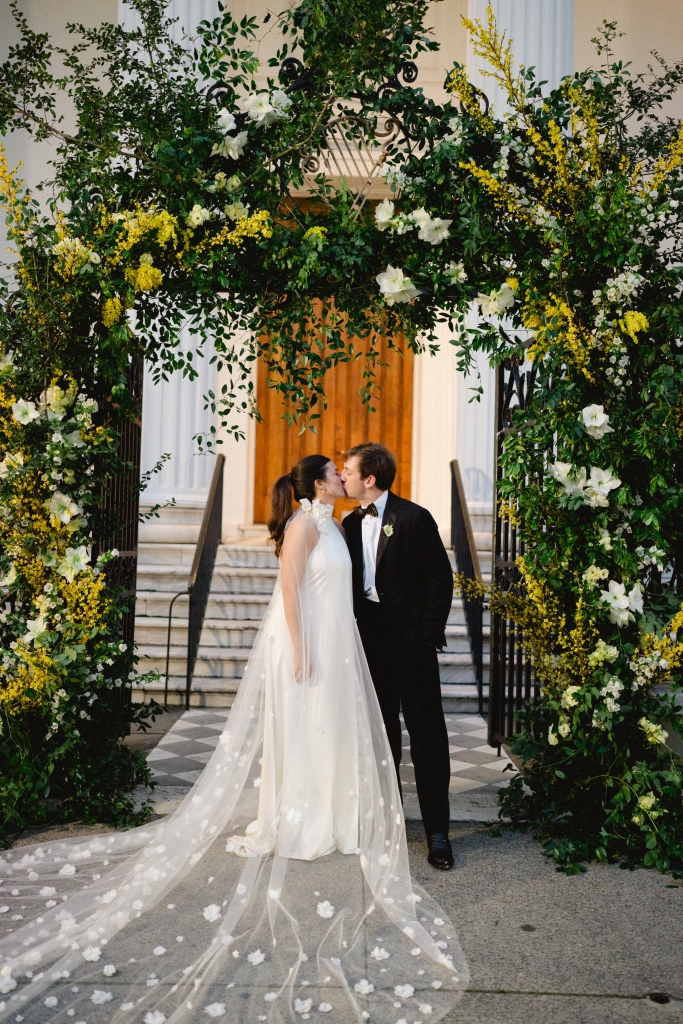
[0,501,468,1022]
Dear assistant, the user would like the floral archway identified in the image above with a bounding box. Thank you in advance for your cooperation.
[1,0,682,873]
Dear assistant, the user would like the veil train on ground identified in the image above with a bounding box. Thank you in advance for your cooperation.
[0,500,468,1023]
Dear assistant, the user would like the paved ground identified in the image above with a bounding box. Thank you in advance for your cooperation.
[135,709,516,820]
[10,714,683,1023]
[415,820,683,1024]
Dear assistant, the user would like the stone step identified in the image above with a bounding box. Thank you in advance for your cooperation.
[132,677,489,710]
[135,591,271,621]
[138,644,490,679]
[137,644,250,679]
[138,542,279,570]
[133,615,483,652]
[136,564,279,595]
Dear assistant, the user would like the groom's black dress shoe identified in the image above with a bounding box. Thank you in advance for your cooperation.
[427,833,454,870]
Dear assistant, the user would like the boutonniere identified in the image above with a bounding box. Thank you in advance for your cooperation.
[383,524,394,537]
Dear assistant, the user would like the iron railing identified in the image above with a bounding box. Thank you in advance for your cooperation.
[488,358,538,750]
[162,455,225,709]
[450,460,484,715]
[91,353,143,708]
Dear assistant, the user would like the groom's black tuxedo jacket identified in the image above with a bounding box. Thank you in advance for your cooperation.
[344,491,454,649]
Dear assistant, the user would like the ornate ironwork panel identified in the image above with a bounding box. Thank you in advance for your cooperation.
[488,358,538,749]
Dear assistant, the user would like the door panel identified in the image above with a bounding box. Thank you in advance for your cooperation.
[254,332,413,523]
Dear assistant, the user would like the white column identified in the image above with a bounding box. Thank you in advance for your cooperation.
[411,325,458,543]
[467,0,575,118]
[119,1,221,521]
[455,0,574,521]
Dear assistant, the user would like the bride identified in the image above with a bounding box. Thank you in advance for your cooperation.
[0,455,468,1023]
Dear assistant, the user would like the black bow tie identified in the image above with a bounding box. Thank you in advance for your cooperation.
[355,503,378,519]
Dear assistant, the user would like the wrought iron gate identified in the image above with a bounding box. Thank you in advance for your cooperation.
[488,357,538,749]
[91,354,143,705]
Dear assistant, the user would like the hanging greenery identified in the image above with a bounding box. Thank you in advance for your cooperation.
[0,0,474,831]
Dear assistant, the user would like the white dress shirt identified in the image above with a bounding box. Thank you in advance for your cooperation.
[361,490,388,602]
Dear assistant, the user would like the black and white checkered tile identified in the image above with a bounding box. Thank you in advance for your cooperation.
[143,710,517,821]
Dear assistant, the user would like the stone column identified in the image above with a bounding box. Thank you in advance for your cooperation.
[457,0,574,526]
[119,1,220,539]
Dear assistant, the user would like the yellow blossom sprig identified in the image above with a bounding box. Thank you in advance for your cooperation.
[525,298,594,381]
[192,208,273,254]
[618,311,649,343]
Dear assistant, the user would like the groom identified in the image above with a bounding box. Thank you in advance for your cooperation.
[341,443,455,869]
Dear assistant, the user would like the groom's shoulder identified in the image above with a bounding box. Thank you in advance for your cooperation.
[390,493,435,523]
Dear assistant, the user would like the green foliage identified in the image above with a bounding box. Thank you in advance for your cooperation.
[441,12,683,872]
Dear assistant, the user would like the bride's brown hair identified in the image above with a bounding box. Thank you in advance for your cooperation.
[268,454,332,556]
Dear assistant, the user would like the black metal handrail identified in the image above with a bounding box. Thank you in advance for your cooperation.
[450,459,484,715]
[488,359,537,750]
[161,455,225,709]
[185,455,225,709]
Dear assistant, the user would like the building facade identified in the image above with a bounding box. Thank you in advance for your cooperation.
[2,0,682,542]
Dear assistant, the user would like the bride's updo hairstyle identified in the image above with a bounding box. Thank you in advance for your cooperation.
[268,454,332,556]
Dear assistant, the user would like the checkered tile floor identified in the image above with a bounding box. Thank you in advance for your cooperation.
[145,710,517,821]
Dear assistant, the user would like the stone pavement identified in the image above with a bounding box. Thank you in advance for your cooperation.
[411,819,683,1024]
[10,716,682,1024]
[135,710,517,821]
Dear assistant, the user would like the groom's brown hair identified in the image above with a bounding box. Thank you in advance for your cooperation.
[345,442,397,491]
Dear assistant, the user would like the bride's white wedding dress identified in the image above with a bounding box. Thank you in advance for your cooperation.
[0,500,468,1023]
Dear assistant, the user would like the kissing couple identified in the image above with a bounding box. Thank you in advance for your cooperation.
[0,444,466,1024]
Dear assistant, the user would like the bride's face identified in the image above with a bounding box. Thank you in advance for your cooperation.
[315,461,346,503]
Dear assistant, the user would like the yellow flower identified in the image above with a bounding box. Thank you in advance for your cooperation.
[618,311,648,343]
[124,263,163,292]
[303,226,327,242]
[102,296,122,327]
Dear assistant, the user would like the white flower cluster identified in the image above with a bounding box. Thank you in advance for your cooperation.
[548,461,621,507]
[630,652,669,691]
[374,200,452,245]
[639,717,668,745]
[592,268,644,308]
[533,205,560,238]
[378,164,425,192]
[243,89,291,126]
[440,116,465,149]
[599,674,624,713]
[588,639,618,668]
[599,580,643,627]
[445,261,467,285]
[186,204,212,228]
[582,564,609,589]
[561,684,582,709]
[635,544,666,571]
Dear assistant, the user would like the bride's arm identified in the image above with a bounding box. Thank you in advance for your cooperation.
[280,515,318,682]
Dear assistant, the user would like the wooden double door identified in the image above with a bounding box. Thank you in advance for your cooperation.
[254,333,414,523]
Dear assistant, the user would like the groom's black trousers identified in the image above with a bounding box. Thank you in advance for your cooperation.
[355,599,451,836]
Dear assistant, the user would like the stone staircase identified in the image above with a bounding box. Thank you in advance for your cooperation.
[133,526,492,712]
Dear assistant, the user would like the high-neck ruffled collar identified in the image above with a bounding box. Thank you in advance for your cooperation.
[299,498,334,530]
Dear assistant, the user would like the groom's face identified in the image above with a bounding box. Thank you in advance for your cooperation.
[341,455,374,501]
